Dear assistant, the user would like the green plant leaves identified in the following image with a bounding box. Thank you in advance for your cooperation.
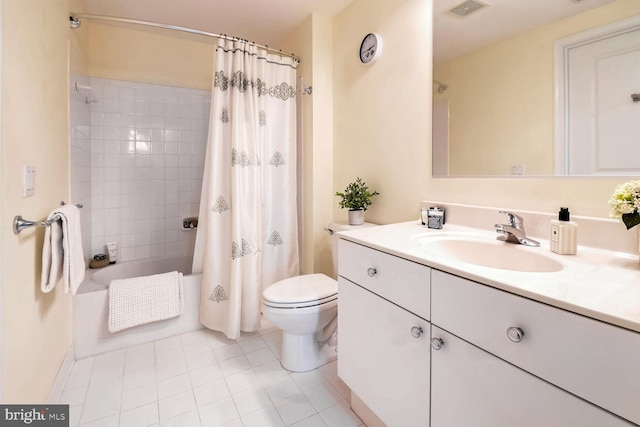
[335,177,379,211]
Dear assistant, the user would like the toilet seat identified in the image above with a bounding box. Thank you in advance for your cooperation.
[263,273,337,309]
[263,294,337,309]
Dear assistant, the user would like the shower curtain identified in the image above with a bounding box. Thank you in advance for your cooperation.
[193,39,300,339]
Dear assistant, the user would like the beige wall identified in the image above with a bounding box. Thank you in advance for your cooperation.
[2,0,73,402]
[309,14,336,276]
[280,14,335,276]
[280,17,314,275]
[434,0,640,176]
[88,23,213,90]
[333,0,433,225]
[69,0,88,76]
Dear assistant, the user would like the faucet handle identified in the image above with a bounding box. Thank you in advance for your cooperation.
[498,211,523,228]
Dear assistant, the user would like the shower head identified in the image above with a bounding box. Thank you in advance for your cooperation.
[434,80,448,93]
[69,15,81,29]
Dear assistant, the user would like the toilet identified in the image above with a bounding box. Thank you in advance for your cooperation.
[262,221,376,372]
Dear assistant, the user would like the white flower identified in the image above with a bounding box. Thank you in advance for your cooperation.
[609,180,640,228]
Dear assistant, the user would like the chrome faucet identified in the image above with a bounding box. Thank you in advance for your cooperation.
[494,211,540,247]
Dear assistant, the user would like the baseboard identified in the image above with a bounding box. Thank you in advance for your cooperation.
[47,345,74,404]
[350,391,386,427]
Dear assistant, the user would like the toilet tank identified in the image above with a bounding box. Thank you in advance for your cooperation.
[327,221,377,278]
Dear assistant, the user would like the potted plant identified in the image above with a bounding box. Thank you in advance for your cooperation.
[336,177,379,225]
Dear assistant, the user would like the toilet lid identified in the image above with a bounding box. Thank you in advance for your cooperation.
[263,274,338,304]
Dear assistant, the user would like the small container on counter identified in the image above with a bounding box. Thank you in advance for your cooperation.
[421,206,445,229]
[550,207,577,255]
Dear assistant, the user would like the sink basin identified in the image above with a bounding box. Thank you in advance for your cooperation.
[414,234,563,273]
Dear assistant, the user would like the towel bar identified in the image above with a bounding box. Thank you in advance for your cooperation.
[13,201,83,235]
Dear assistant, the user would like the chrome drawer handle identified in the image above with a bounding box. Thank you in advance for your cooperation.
[507,327,524,343]
[411,326,424,338]
[367,268,377,277]
[431,337,444,350]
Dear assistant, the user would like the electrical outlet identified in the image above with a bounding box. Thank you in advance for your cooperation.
[510,164,525,176]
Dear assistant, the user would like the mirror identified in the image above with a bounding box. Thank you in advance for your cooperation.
[432,0,640,177]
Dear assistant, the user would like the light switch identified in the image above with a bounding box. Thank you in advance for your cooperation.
[23,165,35,197]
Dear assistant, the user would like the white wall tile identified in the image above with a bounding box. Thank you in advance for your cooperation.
[119,86,135,101]
[165,130,178,143]
[81,78,209,262]
[103,99,120,113]
[120,114,135,127]
[103,85,119,100]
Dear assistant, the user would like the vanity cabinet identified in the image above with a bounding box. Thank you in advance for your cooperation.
[337,236,640,427]
[338,240,431,427]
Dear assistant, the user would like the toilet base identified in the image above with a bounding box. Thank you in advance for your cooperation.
[280,332,337,372]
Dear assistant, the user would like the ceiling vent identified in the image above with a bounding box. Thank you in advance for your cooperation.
[448,0,488,17]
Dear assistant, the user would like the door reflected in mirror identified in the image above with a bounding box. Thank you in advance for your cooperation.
[432,0,640,177]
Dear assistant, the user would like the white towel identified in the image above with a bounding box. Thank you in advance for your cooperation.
[41,204,85,294]
[108,271,184,333]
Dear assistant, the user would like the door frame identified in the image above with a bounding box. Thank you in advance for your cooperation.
[553,15,640,175]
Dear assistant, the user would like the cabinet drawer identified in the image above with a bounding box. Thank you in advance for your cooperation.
[338,239,430,320]
[432,269,640,425]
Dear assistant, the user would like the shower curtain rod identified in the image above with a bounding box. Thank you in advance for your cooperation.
[69,13,300,62]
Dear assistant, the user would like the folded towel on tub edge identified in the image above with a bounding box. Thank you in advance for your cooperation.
[108,271,184,333]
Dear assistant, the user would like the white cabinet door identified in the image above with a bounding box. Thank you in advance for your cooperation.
[431,326,634,427]
[431,269,640,424]
[338,277,430,427]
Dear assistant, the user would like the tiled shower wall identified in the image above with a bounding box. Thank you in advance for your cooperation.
[71,77,211,263]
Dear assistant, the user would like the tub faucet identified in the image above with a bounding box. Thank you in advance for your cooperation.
[494,211,540,247]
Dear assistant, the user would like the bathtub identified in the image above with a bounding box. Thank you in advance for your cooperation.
[73,255,202,359]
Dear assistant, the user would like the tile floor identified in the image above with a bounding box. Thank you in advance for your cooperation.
[59,325,365,427]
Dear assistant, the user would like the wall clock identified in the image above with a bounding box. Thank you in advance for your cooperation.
[359,33,383,64]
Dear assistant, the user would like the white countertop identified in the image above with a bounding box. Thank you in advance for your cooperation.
[337,221,640,333]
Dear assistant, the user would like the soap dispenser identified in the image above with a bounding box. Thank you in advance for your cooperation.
[550,207,577,255]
